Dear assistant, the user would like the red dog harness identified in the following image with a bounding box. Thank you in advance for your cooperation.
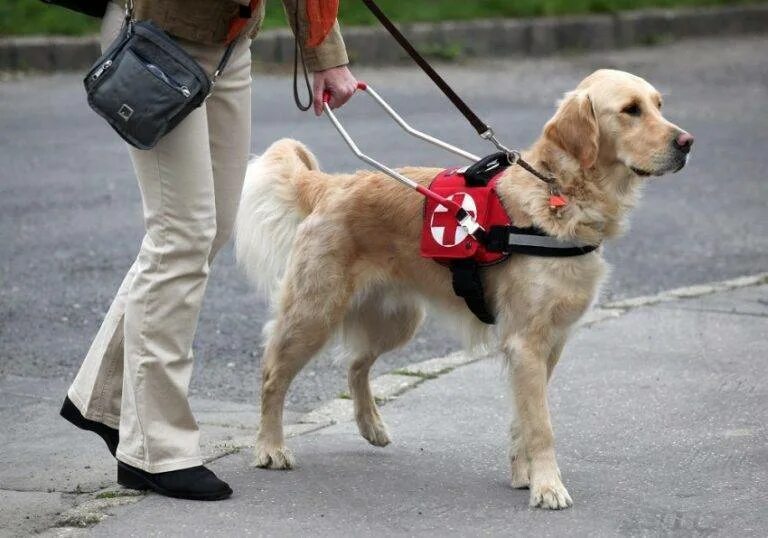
[419,153,598,324]
[421,168,511,266]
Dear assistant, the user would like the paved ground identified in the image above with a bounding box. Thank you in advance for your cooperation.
[2,283,763,536]
[98,285,768,538]
[1,35,767,411]
[0,33,767,536]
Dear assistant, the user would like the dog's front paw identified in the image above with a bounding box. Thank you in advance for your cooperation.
[357,414,391,447]
[529,478,573,510]
[253,443,295,470]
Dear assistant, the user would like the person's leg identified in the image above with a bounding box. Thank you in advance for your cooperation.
[66,2,143,433]
[67,6,253,433]
[113,36,251,498]
[117,33,253,472]
[206,38,253,261]
[115,100,218,471]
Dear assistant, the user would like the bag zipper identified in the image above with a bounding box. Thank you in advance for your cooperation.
[148,63,191,97]
[90,60,113,81]
[130,49,192,98]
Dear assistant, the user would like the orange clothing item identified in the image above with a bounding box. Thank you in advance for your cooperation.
[227,0,260,43]
[228,0,339,48]
[305,0,340,47]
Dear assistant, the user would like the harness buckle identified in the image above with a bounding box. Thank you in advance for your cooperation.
[455,208,485,237]
[505,150,520,166]
[479,128,495,141]
[458,214,483,236]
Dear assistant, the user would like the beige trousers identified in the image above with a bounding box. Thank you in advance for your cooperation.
[68,2,253,473]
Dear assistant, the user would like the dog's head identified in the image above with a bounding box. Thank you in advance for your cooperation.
[544,69,692,177]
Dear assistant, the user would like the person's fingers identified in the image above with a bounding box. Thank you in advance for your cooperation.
[327,90,341,111]
[312,75,324,116]
[334,84,355,108]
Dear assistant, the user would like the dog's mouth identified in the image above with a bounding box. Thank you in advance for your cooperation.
[673,154,690,173]
[630,166,653,177]
[630,155,689,178]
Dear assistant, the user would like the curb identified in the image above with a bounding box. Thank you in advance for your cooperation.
[2,4,767,72]
[602,272,768,310]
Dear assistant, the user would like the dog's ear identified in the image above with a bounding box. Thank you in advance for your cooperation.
[544,91,599,170]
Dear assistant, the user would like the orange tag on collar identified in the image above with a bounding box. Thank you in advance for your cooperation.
[549,194,568,209]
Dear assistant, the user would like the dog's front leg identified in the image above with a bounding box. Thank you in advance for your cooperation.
[504,335,572,509]
[509,337,566,489]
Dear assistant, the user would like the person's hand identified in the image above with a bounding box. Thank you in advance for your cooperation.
[312,65,357,116]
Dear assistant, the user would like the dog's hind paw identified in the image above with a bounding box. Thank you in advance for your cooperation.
[253,444,295,470]
[357,415,391,447]
[530,480,573,510]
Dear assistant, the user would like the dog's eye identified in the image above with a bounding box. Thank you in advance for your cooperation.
[621,103,641,116]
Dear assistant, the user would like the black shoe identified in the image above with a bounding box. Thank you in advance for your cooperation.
[60,396,119,456]
[117,461,233,501]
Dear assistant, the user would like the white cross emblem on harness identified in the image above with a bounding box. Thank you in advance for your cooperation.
[430,192,477,247]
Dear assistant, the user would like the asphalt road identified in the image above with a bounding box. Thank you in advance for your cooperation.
[1,36,766,412]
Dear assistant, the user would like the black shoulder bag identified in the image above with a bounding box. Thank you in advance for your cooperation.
[83,0,240,149]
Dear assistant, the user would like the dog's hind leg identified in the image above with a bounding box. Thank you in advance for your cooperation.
[343,287,424,447]
[254,217,354,470]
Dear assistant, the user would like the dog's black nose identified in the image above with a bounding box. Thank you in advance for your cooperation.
[673,131,694,154]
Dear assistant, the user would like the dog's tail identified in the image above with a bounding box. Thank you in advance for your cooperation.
[234,138,320,296]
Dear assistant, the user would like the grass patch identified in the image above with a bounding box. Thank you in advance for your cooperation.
[94,490,122,499]
[1,0,759,37]
[390,368,429,378]
[421,42,465,62]
[95,488,146,499]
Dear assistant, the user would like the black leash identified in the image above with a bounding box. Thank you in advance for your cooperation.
[292,3,313,111]
[360,0,489,137]
[360,0,557,189]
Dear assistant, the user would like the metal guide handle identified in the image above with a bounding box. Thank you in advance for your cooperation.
[322,82,484,236]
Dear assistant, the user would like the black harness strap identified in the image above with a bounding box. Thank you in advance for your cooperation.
[444,153,598,325]
[451,227,598,325]
[463,152,510,186]
[450,259,496,325]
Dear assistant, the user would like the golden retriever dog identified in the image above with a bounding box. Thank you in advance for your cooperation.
[234,69,692,509]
